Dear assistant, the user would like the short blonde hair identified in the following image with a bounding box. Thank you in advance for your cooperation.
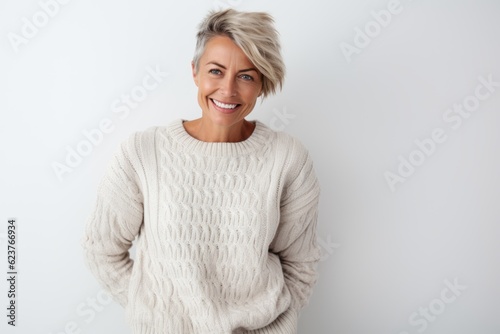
[193,9,285,99]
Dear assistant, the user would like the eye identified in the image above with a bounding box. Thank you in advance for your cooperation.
[209,69,222,75]
[239,74,253,81]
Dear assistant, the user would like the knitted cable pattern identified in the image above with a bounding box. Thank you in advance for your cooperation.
[82,119,321,334]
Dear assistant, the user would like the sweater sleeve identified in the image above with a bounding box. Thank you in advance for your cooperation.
[269,138,322,313]
[81,133,145,307]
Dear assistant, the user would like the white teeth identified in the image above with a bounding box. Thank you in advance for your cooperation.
[212,99,238,109]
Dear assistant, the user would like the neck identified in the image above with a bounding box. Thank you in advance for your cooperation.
[183,118,255,142]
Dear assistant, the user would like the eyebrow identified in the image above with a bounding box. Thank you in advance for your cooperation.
[206,61,258,73]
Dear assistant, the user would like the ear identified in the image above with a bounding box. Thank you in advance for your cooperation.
[191,61,199,87]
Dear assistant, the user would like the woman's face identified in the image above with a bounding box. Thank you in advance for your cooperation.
[192,35,263,128]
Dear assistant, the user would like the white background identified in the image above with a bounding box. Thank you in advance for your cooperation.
[1,0,500,333]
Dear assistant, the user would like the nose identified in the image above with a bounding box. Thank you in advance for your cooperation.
[220,76,237,97]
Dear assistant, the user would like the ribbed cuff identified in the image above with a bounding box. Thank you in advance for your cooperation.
[248,308,298,334]
[131,326,157,334]
[129,308,298,334]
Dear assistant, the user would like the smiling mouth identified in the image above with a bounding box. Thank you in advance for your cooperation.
[211,98,241,110]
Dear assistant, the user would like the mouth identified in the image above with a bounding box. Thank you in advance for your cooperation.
[210,98,241,113]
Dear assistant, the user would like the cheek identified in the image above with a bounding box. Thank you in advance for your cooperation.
[199,79,216,96]
[242,86,261,104]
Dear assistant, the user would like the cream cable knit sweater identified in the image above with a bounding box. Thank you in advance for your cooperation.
[82,118,321,334]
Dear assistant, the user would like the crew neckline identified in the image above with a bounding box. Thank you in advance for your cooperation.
[165,118,270,156]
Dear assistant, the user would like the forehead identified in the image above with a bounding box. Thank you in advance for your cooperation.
[201,35,255,68]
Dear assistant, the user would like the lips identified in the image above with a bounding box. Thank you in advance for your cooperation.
[210,98,241,113]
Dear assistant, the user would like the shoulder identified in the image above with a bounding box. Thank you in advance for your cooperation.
[108,125,161,176]
[257,122,318,189]
[121,125,160,151]
[115,118,184,166]
[259,122,312,164]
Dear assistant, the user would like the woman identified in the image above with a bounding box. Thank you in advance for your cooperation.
[82,8,321,334]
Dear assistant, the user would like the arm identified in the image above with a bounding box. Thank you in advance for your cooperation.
[269,140,322,313]
[81,133,144,307]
